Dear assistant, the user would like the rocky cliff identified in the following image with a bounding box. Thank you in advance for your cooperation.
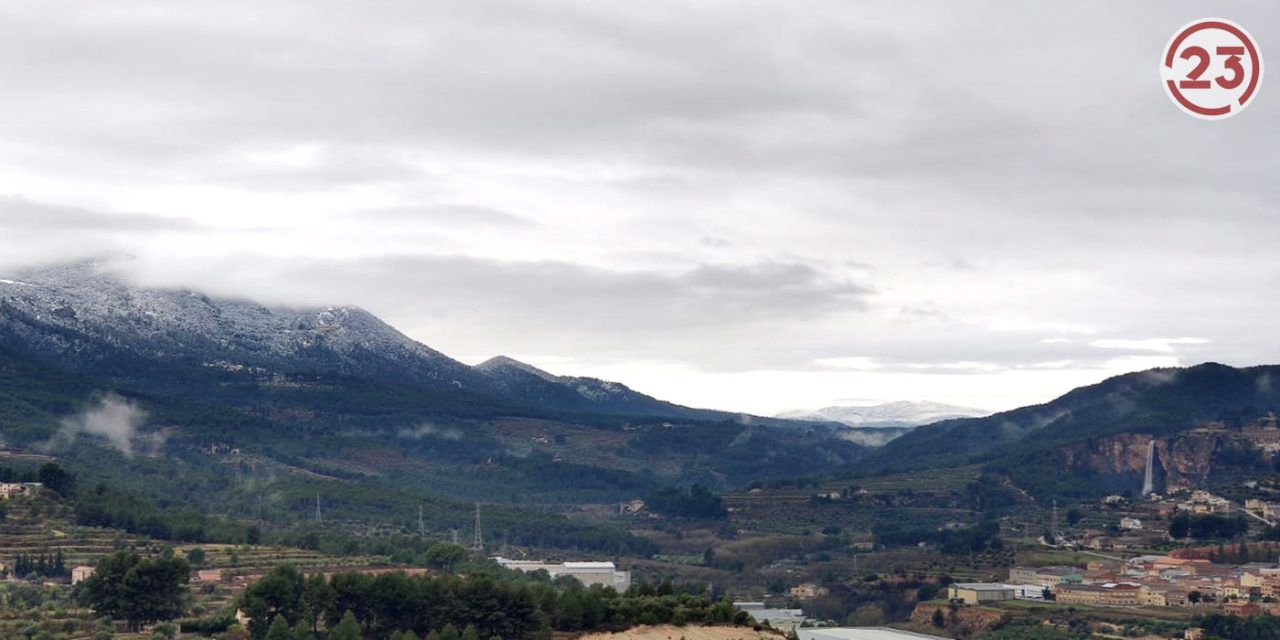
[1061,428,1257,494]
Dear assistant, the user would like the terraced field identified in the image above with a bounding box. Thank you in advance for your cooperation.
[724,488,976,536]
[854,465,982,492]
[0,497,140,572]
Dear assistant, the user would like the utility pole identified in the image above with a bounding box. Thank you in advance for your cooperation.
[472,503,484,552]
[1051,499,1058,543]
[315,493,322,526]
[419,505,426,537]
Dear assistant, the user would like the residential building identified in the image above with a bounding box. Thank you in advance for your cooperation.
[71,566,94,585]
[195,568,223,583]
[1054,582,1142,607]
[1007,566,1083,588]
[1245,499,1280,521]
[1119,517,1142,530]
[789,583,829,599]
[1176,491,1232,514]
[1224,601,1263,617]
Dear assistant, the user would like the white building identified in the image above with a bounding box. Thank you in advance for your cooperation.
[798,628,949,640]
[734,602,806,631]
[1005,584,1046,600]
[493,557,631,591]
[1120,517,1142,530]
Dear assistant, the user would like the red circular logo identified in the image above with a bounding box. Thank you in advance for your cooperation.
[1161,18,1263,120]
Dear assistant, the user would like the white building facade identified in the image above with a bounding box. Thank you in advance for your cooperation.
[493,557,631,591]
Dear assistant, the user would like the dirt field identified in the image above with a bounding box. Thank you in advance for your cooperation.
[579,625,785,640]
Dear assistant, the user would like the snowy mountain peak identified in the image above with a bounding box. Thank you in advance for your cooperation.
[0,260,477,389]
[778,401,988,428]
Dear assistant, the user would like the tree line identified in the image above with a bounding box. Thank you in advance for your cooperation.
[230,564,751,640]
[872,519,1003,555]
[79,551,191,630]
[1167,512,1249,540]
[10,549,67,579]
[645,485,727,519]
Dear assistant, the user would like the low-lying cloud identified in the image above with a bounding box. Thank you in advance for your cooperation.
[53,393,148,456]
[397,423,463,441]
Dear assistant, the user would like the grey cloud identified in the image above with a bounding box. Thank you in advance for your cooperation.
[362,204,535,227]
[2,1,1280,410]
[0,197,196,232]
[143,253,869,329]
[118,252,871,367]
[397,424,463,441]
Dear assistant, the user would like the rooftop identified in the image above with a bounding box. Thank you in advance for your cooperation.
[798,629,949,640]
[952,583,1012,591]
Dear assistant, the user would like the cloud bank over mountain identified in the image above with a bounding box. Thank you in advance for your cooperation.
[0,1,1275,412]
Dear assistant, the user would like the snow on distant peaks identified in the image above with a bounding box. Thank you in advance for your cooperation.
[778,400,988,428]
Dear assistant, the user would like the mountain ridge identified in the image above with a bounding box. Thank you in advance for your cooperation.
[0,260,764,422]
[855,361,1280,499]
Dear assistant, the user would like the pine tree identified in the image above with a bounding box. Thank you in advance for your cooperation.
[266,614,293,640]
[329,611,361,640]
[462,624,479,640]
[440,623,461,640]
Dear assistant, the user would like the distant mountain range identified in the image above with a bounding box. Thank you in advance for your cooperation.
[9,259,1279,508]
[779,401,988,429]
[0,259,867,513]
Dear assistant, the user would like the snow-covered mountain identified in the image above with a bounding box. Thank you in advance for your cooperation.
[778,400,989,429]
[0,260,743,420]
[0,259,483,389]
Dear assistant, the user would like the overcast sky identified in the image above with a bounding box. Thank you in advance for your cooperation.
[1,1,1278,415]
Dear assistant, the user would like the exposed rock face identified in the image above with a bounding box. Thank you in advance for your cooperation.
[1061,431,1235,494]
[910,603,1004,634]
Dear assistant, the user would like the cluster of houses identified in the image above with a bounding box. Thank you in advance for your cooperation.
[949,556,1280,615]
[1164,490,1234,515]
[1246,499,1280,523]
